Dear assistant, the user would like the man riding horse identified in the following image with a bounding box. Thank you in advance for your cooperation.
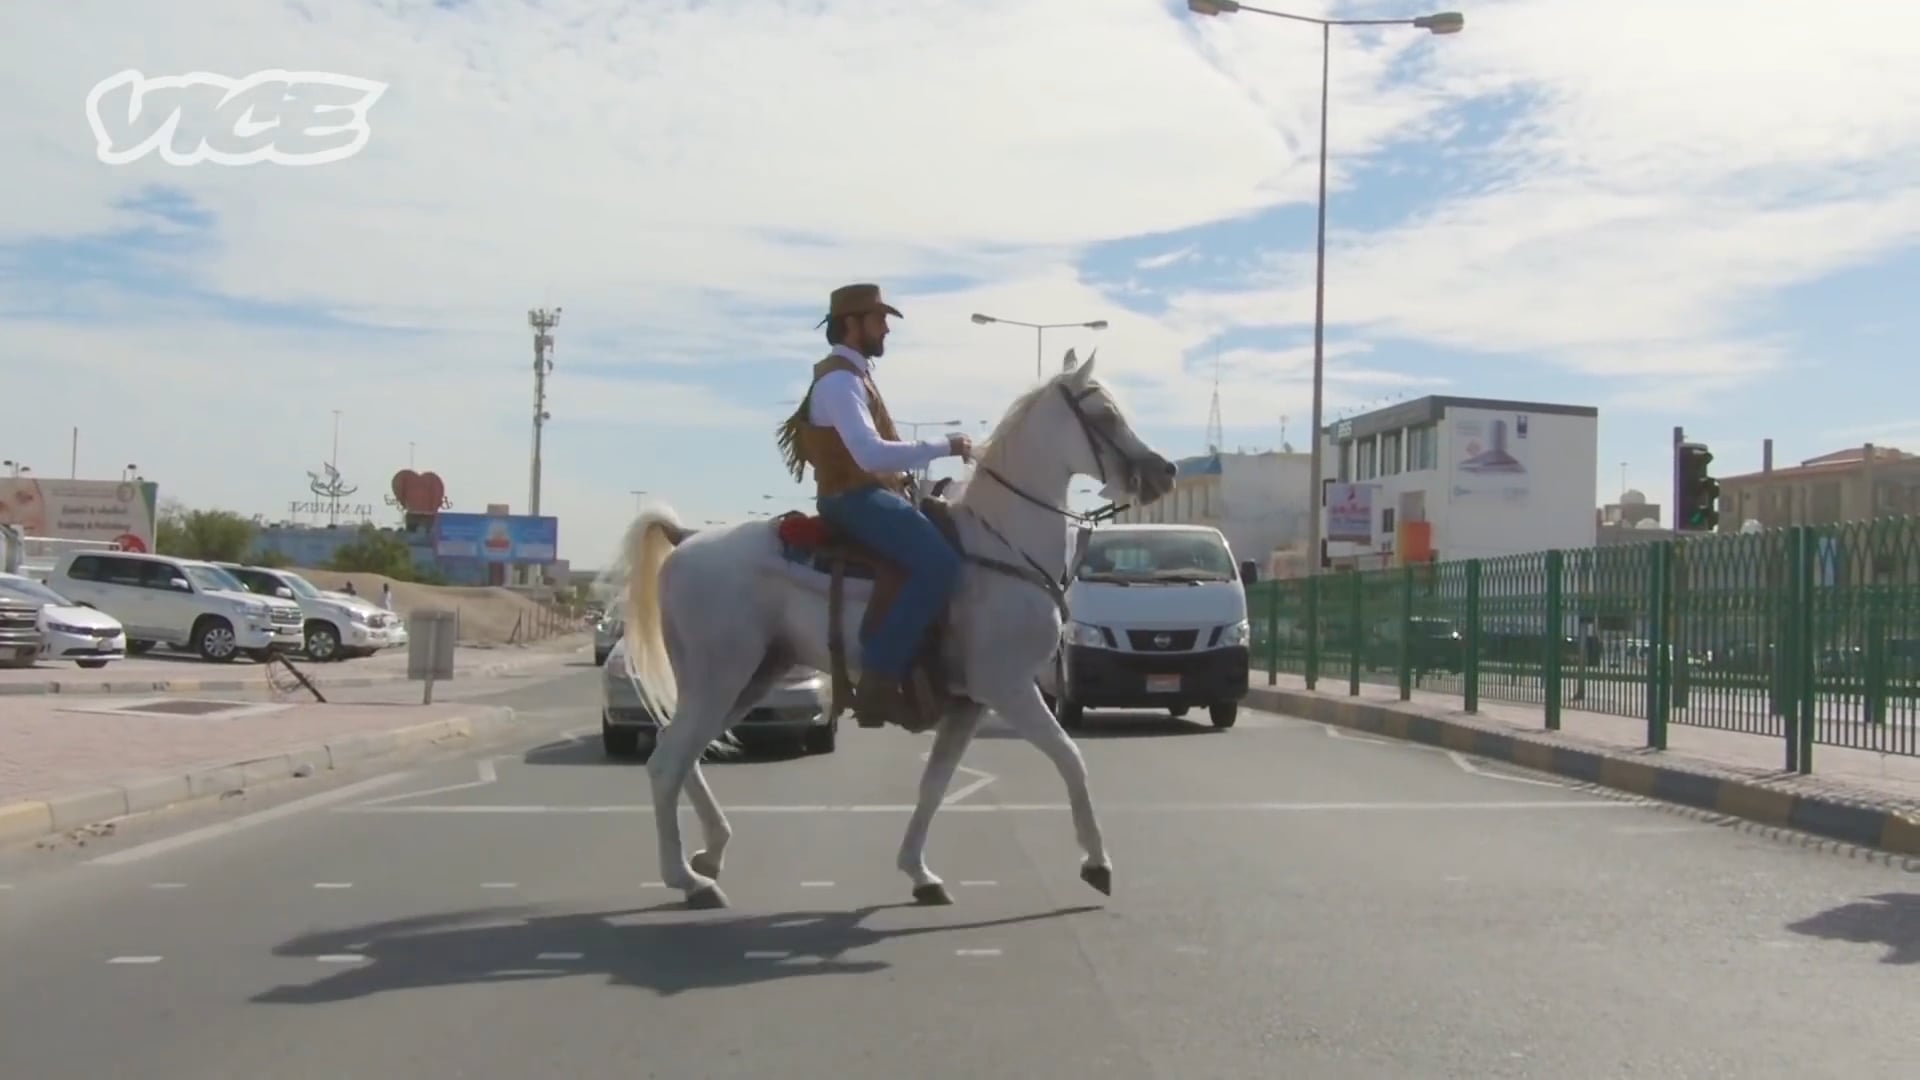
[775,283,973,732]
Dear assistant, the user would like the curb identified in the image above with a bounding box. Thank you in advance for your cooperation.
[0,640,587,698]
[1245,685,1920,858]
[0,707,521,849]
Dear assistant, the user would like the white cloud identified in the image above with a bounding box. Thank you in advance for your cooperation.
[2,0,1916,563]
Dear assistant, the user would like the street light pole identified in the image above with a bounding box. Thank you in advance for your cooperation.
[1185,2,1463,580]
[969,313,1111,381]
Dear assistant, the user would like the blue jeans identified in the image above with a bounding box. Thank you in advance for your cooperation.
[816,485,961,679]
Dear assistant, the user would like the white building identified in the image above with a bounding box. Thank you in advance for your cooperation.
[1322,395,1599,568]
[1106,450,1314,573]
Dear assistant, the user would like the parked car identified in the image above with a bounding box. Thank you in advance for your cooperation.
[0,587,44,669]
[600,636,836,758]
[214,562,401,661]
[0,572,126,669]
[47,550,302,662]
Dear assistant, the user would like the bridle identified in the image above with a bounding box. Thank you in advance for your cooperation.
[954,382,1142,611]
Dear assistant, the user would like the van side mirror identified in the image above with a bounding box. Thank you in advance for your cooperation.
[1239,560,1259,585]
[276,587,294,599]
[168,577,191,591]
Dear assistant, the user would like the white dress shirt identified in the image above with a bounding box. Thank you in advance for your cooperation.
[807,344,950,474]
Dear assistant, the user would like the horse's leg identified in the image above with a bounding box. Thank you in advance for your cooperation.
[683,758,731,882]
[897,704,983,905]
[989,681,1112,895]
[646,686,734,908]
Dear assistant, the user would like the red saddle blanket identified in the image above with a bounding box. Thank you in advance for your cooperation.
[775,513,832,550]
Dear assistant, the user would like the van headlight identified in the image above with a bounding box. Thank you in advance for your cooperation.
[1220,620,1251,646]
[1062,621,1106,648]
[237,601,267,618]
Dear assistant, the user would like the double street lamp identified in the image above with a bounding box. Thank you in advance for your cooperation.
[1186,1,1463,578]
[970,313,1110,381]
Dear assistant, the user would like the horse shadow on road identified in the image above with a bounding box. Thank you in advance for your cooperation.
[1785,892,1920,964]
[250,902,1100,1004]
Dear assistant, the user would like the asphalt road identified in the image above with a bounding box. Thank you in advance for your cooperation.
[3,669,1918,1079]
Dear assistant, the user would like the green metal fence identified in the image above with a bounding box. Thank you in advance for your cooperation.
[1248,517,1920,771]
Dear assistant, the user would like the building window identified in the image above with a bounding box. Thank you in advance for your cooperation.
[1357,439,1378,481]
[1381,431,1402,476]
[1406,424,1437,471]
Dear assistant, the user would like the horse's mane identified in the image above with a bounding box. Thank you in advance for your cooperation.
[972,370,1077,476]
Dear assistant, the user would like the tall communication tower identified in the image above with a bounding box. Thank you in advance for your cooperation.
[1204,349,1224,454]
[527,306,562,519]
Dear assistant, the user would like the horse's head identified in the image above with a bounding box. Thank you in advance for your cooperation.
[1005,348,1177,507]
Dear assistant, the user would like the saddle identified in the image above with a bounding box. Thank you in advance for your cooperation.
[774,497,966,733]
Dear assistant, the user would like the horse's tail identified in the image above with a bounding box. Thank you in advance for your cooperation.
[618,503,692,723]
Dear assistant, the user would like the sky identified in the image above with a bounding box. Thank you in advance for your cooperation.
[3,0,1917,568]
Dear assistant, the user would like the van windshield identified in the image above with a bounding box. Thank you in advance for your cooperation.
[1077,530,1235,583]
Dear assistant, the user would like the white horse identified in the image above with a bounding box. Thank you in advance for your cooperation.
[615,351,1177,909]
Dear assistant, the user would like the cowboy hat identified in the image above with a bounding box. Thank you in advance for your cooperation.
[815,283,903,328]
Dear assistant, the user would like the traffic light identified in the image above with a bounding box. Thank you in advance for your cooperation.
[1676,441,1720,532]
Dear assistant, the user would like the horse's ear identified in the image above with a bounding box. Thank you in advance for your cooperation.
[1070,348,1098,384]
[1060,347,1078,375]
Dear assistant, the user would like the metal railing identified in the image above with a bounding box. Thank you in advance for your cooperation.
[1248,517,1920,771]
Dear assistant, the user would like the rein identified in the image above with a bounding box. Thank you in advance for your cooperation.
[955,383,1138,611]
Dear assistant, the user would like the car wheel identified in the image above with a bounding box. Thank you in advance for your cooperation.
[1168,705,1189,718]
[193,617,239,663]
[803,716,838,754]
[594,648,609,666]
[77,659,110,669]
[602,714,645,759]
[1209,702,1238,729]
[305,623,342,662]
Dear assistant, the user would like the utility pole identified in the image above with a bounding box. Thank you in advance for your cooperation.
[527,306,562,519]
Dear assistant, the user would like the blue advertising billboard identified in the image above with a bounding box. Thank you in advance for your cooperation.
[432,512,559,563]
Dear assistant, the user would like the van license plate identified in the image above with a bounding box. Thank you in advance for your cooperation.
[1146,674,1181,694]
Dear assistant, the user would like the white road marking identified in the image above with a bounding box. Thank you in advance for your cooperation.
[352,757,501,808]
[537,951,584,961]
[955,948,1002,957]
[641,881,667,888]
[347,799,1634,814]
[1446,751,1567,788]
[918,751,999,806]
[959,880,998,887]
[799,880,834,888]
[316,954,367,963]
[743,950,790,960]
[108,956,162,964]
[0,883,14,890]
[480,882,518,889]
[312,882,353,889]
[88,772,413,866]
[1173,945,1208,955]
[149,882,187,890]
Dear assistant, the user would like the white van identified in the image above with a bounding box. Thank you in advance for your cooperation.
[49,550,302,662]
[1038,523,1251,729]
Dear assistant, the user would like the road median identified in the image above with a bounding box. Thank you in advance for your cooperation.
[0,705,521,849]
[0,635,588,698]
[1246,684,1920,859]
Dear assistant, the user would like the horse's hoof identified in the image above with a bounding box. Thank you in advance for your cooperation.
[912,882,954,906]
[689,850,723,880]
[685,884,729,910]
[1079,864,1112,896]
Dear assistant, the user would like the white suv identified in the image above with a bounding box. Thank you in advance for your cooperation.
[216,563,394,661]
[50,551,302,662]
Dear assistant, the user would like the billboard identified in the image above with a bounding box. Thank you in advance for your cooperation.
[0,478,158,551]
[432,511,558,563]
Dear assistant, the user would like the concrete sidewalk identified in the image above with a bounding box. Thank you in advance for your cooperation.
[1246,670,1920,858]
[0,694,526,848]
[0,634,589,697]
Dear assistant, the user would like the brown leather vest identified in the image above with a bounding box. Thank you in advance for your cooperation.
[775,354,909,498]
